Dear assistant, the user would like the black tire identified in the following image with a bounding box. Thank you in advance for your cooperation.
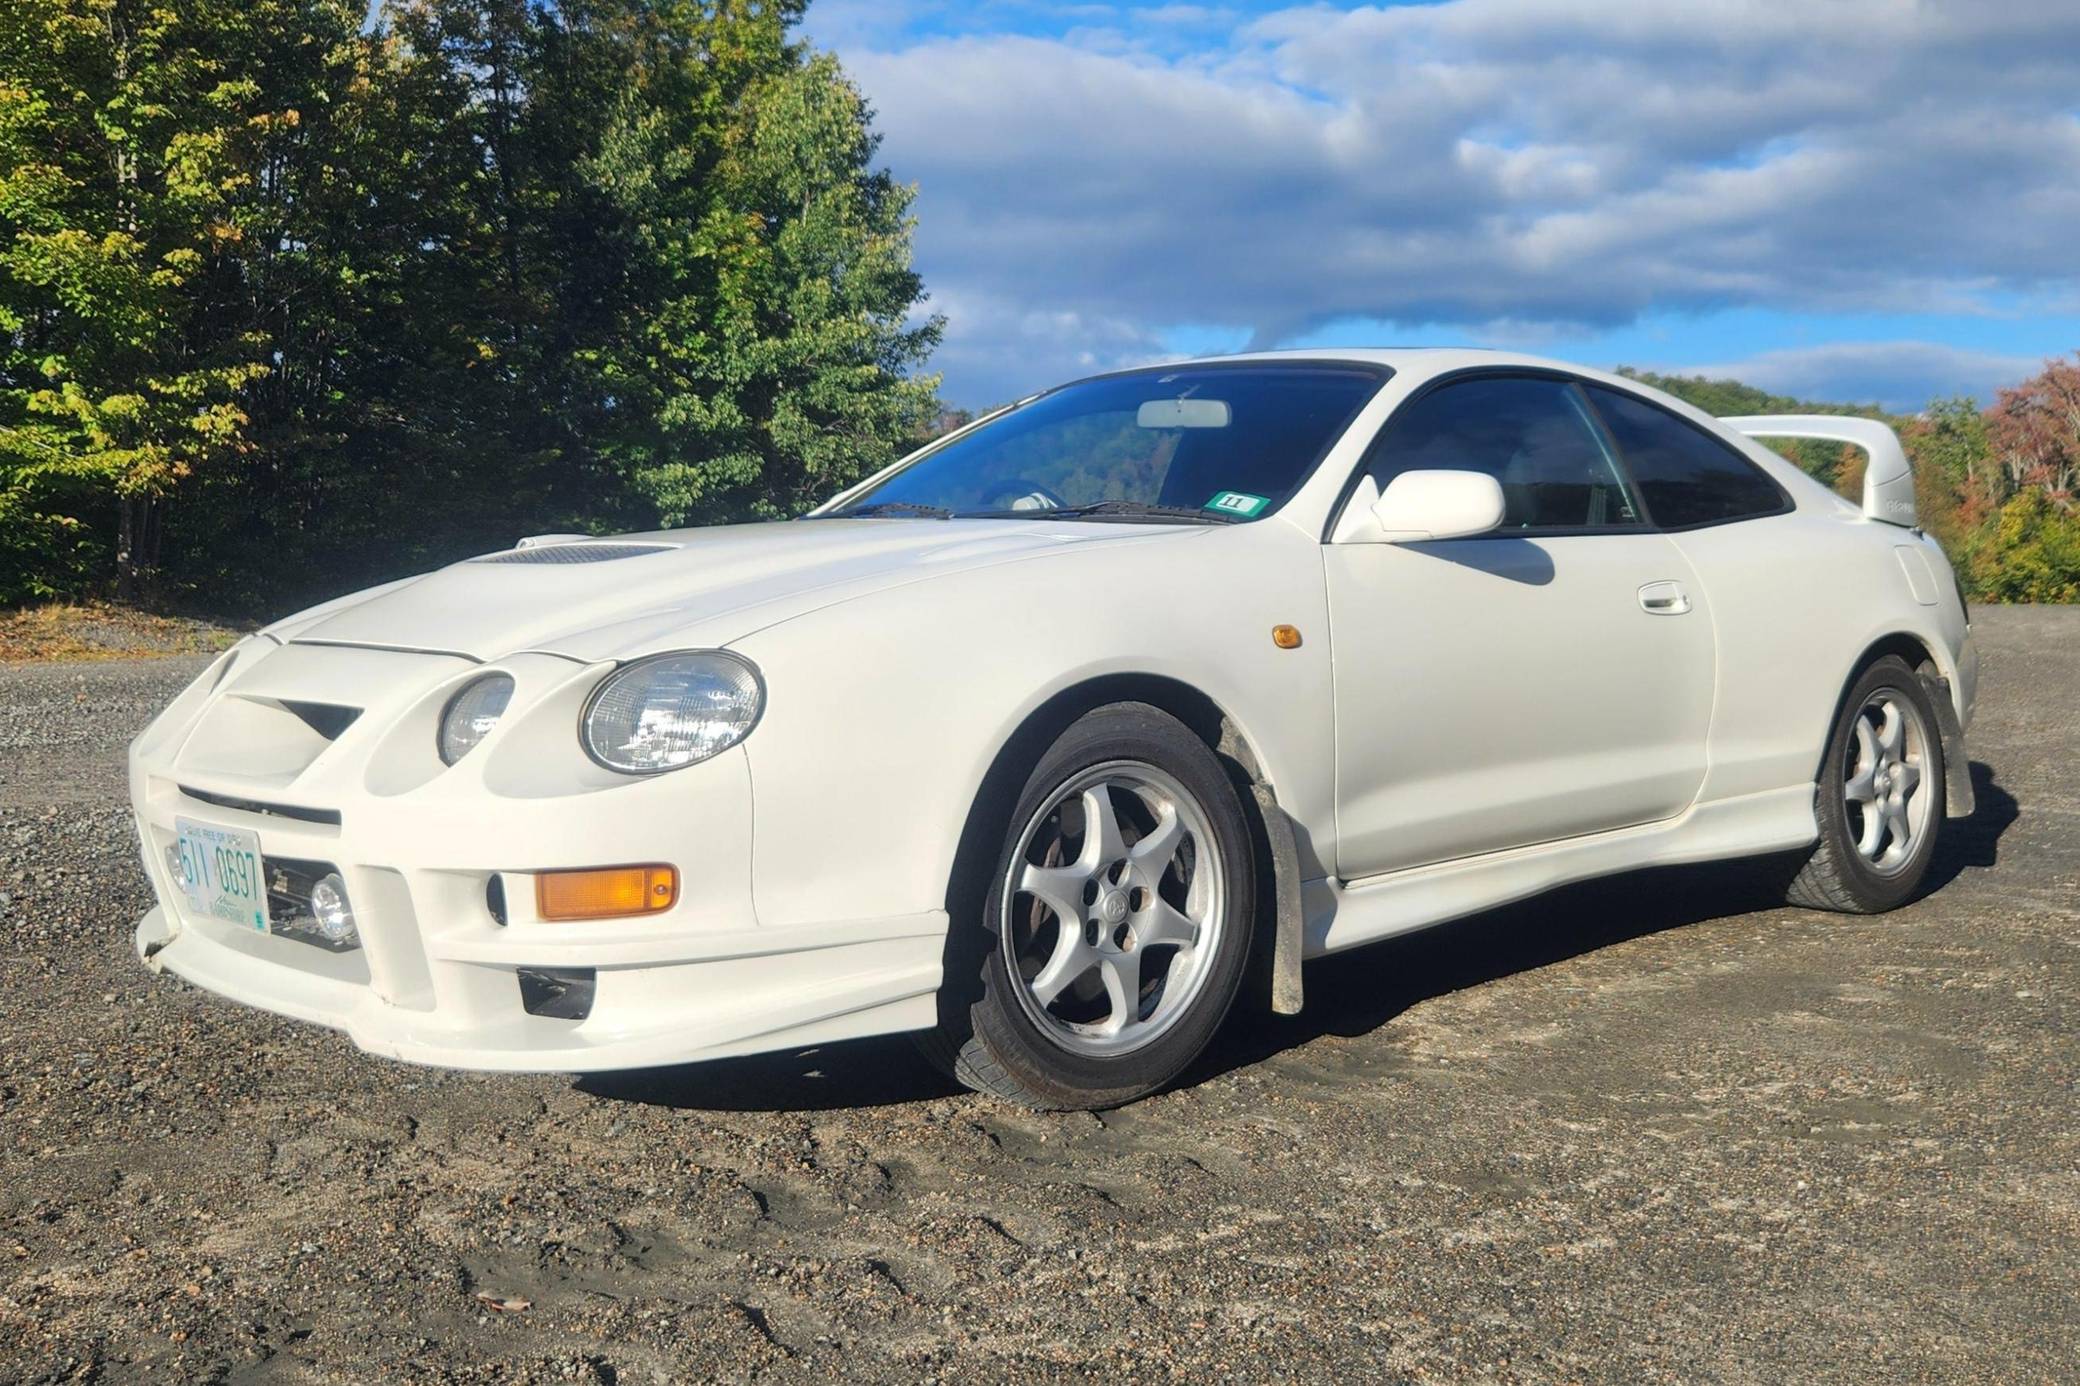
[921,702,1256,1110]
[1785,655,1946,913]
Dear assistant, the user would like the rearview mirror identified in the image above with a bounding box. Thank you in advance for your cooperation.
[1136,398,1230,429]
[1340,469,1506,543]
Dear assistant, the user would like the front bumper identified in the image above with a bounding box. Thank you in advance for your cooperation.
[128,641,944,1072]
[132,902,944,1072]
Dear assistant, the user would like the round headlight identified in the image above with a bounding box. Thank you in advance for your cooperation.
[439,673,515,765]
[581,652,764,774]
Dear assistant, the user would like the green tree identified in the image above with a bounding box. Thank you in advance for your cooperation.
[579,5,941,526]
[1973,489,2080,602]
[1898,397,1988,569]
[0,0,283,600]
[2,0,942,609]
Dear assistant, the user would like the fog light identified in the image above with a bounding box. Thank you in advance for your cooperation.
[164,844,191,889]
[536,865,677,921]
[309,872,357,944]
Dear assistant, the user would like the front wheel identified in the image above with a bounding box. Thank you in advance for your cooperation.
[1785,655,1946,913]
[926,703,1256,1109]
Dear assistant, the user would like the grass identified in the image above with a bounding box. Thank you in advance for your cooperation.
[0,601,244,663]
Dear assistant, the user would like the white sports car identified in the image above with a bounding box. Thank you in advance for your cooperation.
[130,350,1977,1109]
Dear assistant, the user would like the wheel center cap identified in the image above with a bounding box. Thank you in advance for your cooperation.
[1098,889,1129,924]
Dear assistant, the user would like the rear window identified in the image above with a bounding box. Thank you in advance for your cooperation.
[1585,386,1787,529]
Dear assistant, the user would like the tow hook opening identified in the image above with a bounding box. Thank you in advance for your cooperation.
[517,967,596,1021]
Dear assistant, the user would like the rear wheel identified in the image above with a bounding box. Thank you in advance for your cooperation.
[924,703,1255,1109]
[1786,656,1945,913]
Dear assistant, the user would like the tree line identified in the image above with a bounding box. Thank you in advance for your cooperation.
[2,0,2072,612]
[1628,360,2080,603]
[1,0,940,611]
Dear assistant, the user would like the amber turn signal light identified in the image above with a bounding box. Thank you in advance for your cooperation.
[536,865,677,921]
[1271,624,1303,649]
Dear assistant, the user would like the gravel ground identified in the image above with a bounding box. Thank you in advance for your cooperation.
[1,608,2074,1383]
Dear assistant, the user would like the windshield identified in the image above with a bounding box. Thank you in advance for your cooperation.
[831,364,1387,522]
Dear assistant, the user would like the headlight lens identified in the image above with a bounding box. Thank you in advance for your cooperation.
[439,673,515,765]
[581,651,764,774]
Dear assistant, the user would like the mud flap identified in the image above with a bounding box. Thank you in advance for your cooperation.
[1218,720,1305,1015]
[1918,663,1975,819]
[1250,783,1306,1015]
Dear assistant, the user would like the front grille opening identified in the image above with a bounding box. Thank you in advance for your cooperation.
[485,875,508,927]
[518,967,595,1020]
[279,700,362,740]
[180,785,342,826]
[264,856,362,953]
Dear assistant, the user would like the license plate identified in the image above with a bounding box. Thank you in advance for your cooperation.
[173,817,270,933]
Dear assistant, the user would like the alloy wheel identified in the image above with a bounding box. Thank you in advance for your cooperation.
[998,760,1225,1056]
[1842,689,1934,876]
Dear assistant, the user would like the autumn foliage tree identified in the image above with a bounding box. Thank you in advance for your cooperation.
[1964,355,2080,601]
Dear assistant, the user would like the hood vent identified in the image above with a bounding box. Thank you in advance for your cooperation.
[280,700,361,740]
[475,542,675,566]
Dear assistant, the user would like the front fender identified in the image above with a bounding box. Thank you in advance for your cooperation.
[728,524,1336,932]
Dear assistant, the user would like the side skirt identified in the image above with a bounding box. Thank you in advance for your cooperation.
[1303,785,1818,959]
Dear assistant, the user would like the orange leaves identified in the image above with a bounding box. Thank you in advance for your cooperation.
[1985,354,2080,509]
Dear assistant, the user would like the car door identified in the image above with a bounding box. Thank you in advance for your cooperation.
[1324,372,1715,879]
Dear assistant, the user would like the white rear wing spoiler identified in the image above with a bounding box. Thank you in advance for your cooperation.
[1722,414,1916,528]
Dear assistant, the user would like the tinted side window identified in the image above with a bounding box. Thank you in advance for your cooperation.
[1585,386,1787,528]
[1366,376,1642,530]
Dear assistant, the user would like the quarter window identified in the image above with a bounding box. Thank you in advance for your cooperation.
[1364,376,1642,531]
[1584,386,1787,528]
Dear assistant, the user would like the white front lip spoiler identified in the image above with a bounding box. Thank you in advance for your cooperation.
[135,905,944,1073]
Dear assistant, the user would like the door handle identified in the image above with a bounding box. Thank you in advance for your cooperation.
[1638,580,1691,615]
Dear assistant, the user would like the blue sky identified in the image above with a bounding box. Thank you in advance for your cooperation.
[799,0,2080,411]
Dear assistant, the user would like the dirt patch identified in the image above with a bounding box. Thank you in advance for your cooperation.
[0,602,242,664]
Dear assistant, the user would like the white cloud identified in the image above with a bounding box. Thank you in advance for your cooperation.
[1675,341,2048,413]
[832,0,2080,402]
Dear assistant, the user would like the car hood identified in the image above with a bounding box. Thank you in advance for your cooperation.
[268,519,1193,662]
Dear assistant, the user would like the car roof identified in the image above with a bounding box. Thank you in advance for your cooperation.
[1053,347,1711,428]
[1150,346,1603,379]
[1163,347,1846,517]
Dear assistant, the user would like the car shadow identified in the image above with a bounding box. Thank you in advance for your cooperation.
[1192,759,2020,1086]
[1924,760,2018,891]
[1194,854,1795,1085]
[580,762,2017,1115]
[576,1033,965,1113]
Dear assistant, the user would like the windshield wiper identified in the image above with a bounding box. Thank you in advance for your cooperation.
[826,500,954,519]
[967,500,1242,524]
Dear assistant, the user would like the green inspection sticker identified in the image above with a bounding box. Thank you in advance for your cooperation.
[1204,490,1270,518]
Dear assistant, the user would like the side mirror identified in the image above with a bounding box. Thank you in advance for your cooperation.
[1335,470,1506,544]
